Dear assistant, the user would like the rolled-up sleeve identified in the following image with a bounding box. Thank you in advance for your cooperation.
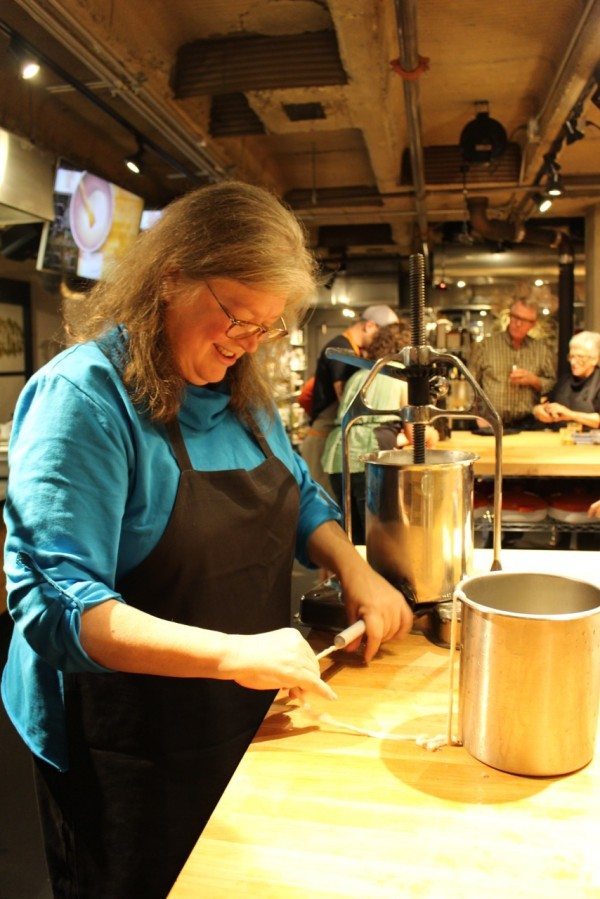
[7,552,115,673]
[4,369,131,673]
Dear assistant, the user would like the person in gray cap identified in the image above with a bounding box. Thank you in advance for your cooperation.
[301,304,399,495]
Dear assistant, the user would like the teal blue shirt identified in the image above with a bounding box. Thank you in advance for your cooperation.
[1,329,340,771]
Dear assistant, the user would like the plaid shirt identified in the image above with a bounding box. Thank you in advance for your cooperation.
[469,330,556,424]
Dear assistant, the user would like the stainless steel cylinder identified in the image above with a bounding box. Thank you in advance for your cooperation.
[456,571,600,776]
[363,449,477,604]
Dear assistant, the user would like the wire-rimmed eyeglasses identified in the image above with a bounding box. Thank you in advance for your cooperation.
[567,352,593,363]
[206,281,288,342]
[509,312,537,325]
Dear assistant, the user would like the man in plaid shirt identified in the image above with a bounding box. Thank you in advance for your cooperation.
[469,297,556,427]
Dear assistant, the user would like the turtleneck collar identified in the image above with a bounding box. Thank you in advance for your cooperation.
[178,380,232,432]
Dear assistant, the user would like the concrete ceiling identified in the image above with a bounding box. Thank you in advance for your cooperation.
[1,0,600,277]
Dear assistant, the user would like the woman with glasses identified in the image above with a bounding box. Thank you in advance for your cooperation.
[533,330,600,429]
[1,182,413,899]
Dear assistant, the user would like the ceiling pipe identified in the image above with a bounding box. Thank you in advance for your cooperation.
[392,0,429,260]
[466,196,571,251]
[519,0,600,187]
[0,20,208,187]
[11,0,227,183]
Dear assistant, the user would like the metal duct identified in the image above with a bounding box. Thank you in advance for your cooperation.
[173,32,347,97]
[466,196,569,251]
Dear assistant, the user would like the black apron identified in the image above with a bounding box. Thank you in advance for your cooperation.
[34,418,299,899]
[551,367,600,413]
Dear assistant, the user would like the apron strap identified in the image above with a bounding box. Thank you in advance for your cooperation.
[248,418,274,460]
[165,414,274,473]
[165,420,193,471]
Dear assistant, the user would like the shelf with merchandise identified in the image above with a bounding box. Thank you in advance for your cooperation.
[269,329,308,447]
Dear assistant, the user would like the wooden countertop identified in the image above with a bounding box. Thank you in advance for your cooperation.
[439,428,600,477]
[169,550,600,898]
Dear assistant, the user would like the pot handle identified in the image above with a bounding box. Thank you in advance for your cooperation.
[446,590,464,747]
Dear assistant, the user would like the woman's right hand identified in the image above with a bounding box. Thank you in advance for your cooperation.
[220,628,337,701]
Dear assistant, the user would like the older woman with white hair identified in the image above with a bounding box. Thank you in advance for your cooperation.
[533,330,600,429]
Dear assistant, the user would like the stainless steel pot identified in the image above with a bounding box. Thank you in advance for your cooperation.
[455,571,600,776]
[363,449,477,606]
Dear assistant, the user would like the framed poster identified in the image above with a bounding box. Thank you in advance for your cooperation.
[0,280,32,423]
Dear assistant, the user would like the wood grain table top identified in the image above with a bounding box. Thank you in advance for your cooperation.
[169,549,600,899]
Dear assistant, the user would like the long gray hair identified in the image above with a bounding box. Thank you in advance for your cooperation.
[71,181,318,422]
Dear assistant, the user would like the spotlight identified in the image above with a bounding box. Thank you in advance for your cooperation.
[21,59,40,79]
[546,168,564,197]
[564,114,585,144]
[533,193,553,213]
[125,145,144,175]
[9,36,40,80]
[544,157,564,197]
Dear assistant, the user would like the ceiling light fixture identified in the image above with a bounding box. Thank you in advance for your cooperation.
[0,20,212,185]
[564,101,585,145]
[459,100,508,165]
[125,143,144,175]
[543,155,564,197]
[546,167,564,197]
[21,58,40,79]
[533,192,553,213]
[8,35,40,79]
[564,116,585,144]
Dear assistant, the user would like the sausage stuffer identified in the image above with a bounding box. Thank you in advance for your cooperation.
[327,252,503,574]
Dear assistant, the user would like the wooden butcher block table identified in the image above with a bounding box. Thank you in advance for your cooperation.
[440,428,600,478]
[168,549,600,899]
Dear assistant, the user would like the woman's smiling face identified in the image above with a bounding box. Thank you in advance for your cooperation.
[164,277,286,386]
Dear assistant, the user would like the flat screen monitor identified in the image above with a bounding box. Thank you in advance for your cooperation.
[37,166,144,280]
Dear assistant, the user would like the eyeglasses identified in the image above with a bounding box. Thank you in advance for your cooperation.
[206,281,288,343]
[509,312,537,325]
[568,353,593,362]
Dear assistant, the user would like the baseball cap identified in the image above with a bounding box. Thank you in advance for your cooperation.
[361,305,399,327]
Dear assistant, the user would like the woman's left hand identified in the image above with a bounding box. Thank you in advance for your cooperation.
[307,520,413,663]
[338,564,413,662]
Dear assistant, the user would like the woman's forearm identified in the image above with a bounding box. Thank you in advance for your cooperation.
[570,409,600,428]
[80,599,230,677]
[79,598,338,699]
[306,519,368,580]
